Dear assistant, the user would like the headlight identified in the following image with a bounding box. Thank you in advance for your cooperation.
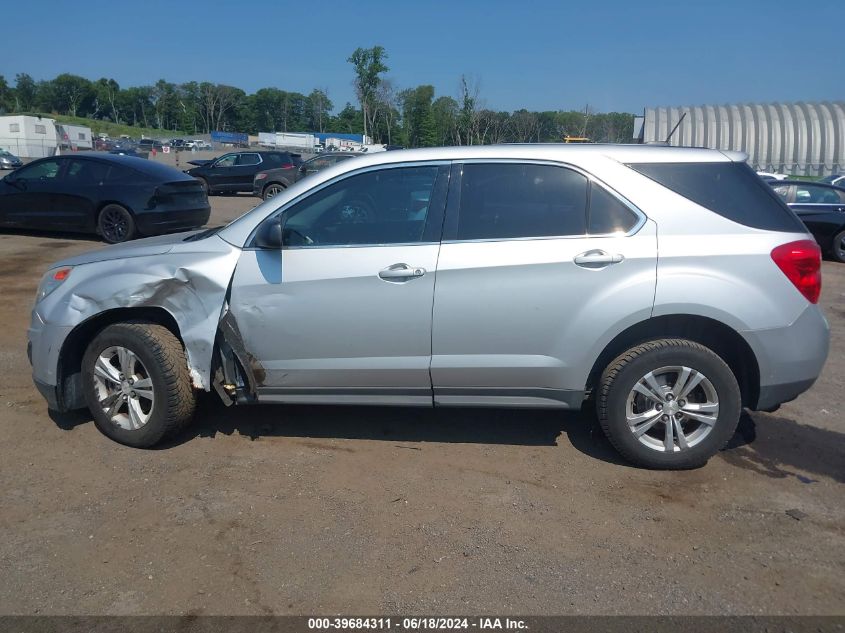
[36,267,73,303]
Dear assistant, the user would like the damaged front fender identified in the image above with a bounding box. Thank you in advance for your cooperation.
[34,234,242,392]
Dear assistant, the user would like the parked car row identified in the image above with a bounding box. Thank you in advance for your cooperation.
[254,152,363,199]
[184,150,365,199]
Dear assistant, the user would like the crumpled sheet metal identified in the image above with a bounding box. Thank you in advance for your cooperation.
[57,241,241,390]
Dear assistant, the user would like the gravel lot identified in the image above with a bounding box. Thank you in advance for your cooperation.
[0,193,842,615]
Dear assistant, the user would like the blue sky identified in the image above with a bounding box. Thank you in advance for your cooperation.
[2,0,841,114]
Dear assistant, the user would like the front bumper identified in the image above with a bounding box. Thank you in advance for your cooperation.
[28,309,74,410]
[33,377,61,410]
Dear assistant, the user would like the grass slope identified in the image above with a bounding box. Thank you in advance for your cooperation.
[18,112,185,140]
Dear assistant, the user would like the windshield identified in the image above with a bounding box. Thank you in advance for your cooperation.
[0,150,12,158]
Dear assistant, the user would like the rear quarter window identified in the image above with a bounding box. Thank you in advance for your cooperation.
[627,162,805,232]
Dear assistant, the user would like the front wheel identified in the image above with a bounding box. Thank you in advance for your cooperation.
[82,323,196,448]
[98,204,136,243]
[597,339,741,469]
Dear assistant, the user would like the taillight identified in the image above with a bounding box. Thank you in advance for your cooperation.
[771,240,821,304]
[279,163,294,170]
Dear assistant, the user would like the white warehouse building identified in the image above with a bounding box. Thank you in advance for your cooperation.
[636,101,845,176]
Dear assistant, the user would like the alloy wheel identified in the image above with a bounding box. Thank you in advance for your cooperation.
[625,365,719,453]
[91,346,155,430]
[264,184,284,200]
[100,208,129,242]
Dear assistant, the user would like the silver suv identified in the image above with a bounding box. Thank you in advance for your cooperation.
[28,145,829,469]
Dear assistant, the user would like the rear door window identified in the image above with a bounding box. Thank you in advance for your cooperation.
[237,153,261,166]
[455,163,588,240]
[628,161,805,232]
[794,184,844,204]
[66,160,112,185]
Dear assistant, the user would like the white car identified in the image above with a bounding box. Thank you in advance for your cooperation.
[757,171,789,181]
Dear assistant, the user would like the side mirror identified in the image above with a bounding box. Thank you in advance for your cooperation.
[298,164,306,173]
[254,216,283,249]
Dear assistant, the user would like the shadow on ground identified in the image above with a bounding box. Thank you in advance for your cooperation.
[0,228,102,243]
[720,411,845,483]
[48,397,845,479]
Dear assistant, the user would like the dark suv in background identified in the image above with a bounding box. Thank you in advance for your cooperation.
[253,152,364,200]
[187,151,299,195]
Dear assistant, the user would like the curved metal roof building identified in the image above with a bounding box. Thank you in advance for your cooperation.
[640,102,845,176]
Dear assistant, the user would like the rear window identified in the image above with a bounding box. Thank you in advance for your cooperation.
[627,162,805,232]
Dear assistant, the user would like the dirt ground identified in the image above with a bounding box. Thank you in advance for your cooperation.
[0,194,842,616]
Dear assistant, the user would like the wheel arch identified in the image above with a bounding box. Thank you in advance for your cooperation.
[96,200,135,216]
[262,180,288,195]
[56,307,183,410]
[586,314,761,409]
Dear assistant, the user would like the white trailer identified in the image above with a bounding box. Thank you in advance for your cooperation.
[275,132,316,149]
[56,123,94,151]
[0,115,59,158]
[258,132,277,147]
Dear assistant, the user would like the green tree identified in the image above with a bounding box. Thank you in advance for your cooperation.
[94,78,121,123]
[334,102,363,134]
[14,73,37,111]
[52,73,94,117]
[0,75,10,113]
[402,85,437,148]
[307,89,333,132]
[347,46,388,141]
[432,96,459,146]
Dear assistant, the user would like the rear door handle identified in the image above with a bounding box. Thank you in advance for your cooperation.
[379,263,426,281]
[573,250,624,268]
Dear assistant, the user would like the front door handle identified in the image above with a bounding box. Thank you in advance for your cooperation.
[573,250,624,268]
[378,263,426,281]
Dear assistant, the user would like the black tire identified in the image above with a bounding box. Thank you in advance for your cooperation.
[195,177,211,196]
[263,183,286,200]
[81,323,196,448]
[597,339,741,469]
[97,204,136,243]
[831,229,845,263]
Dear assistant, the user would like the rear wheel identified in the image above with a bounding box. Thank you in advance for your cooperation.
[98,204,136,243]
[597,339,741,469]
[831,229,845,263]
[82,323,196,448]
[263,183,285,200]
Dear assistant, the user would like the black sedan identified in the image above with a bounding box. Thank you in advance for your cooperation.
[253,152,362,200]
[770,180,845,262]
[185,151,300,195]
[0,153,210,243]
